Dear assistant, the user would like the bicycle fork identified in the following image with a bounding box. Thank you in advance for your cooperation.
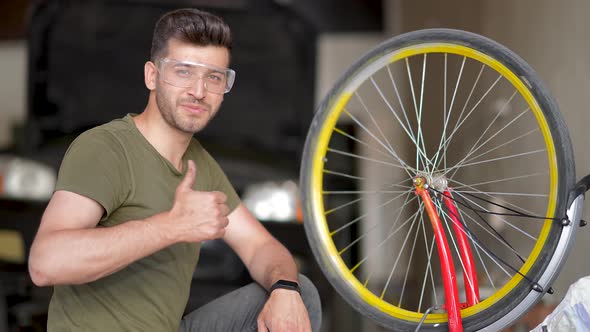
[414,176,481,332]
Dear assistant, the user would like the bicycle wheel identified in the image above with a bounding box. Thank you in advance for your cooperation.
[301,29,575,331]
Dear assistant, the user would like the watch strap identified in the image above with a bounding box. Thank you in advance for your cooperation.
[270,279,300,294]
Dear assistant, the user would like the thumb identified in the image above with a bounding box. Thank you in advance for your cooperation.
[178,160,197,191]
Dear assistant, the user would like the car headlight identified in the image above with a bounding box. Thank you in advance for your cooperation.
[242,180,302,222]
[0,156,56,201]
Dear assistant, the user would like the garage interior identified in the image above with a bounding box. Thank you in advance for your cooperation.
[0,0,589,331]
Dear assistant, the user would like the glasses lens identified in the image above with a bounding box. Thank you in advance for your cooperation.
[160,59,234,94]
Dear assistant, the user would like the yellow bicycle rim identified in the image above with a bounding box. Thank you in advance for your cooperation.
[309,43,558,323]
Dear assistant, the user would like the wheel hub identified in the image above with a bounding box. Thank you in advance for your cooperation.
[414,171,449,191]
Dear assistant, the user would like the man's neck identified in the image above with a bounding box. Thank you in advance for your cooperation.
[133,105,192,172]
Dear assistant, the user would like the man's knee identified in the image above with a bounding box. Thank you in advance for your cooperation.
[298,274,322,332]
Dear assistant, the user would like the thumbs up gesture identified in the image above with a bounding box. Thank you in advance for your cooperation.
[168,160,230,243]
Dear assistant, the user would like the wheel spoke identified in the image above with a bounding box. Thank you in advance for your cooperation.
[337,194,416,255]
[418,232,437,312]
[333,127,401,165]
[323,169,365,181]
[386,64,416,142]
[323,170,413,189]
[443,128,539,178]
[445,90,518,172]
[324,197,363,216]
[368,74,430,172]
[435,199,477,294]
[329,190,412,236]
[416,54,432,173]
[456,206,496,290]
[439,201,514,278]
[444,106,531,178]
[350,208,422,274]
[355,91,405,168]
[323,190,409,195]
[442,53,448,170]
[453,191,537,241]
[435,70,504,166]
[327,147,407,170]
[451,172,547,189]
[343,109,415,176]
[380,207,423,299]
[369,77,417,156]
[444,148,546,171]
[447,178,539,216]
[452,128,540,172]
[454,190,547,198]
[404,57,432,171]
[431,63,485,165]
[432,55,467,170]
[398,208,424,306]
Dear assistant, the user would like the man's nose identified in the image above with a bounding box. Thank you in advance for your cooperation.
[187,77,206,99]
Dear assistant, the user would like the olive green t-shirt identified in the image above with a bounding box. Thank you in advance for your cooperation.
[47,114,240,331]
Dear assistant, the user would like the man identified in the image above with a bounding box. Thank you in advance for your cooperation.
[28,8,321,332]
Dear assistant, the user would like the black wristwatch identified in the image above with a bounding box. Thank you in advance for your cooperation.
[270,279,300,294]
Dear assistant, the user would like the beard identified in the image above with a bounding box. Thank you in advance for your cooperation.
[155,84,218,134]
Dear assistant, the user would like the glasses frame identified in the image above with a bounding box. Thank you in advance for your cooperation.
[158,58,236,94]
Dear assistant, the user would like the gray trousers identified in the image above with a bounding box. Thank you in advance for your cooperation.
[179,274,322,332]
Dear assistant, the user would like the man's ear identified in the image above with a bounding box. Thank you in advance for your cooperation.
[144,61,157,90]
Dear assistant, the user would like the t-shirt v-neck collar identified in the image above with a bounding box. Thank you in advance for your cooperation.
[123,113,189,176]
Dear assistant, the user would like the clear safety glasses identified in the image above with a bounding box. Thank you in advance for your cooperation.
[158,58,236,94]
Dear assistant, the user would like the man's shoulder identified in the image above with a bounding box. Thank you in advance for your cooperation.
[68,116,133,154]
[85,116,131,137]
[75,116,132,142]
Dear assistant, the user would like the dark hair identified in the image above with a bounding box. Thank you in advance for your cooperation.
[150,8,232,62]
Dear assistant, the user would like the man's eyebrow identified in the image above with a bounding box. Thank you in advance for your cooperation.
[171,61,227,73]
[173,62,194,67]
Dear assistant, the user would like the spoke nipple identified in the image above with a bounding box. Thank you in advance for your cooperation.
[547,287,554,294]
[532,283,544,293]
[580,219,587,227]
[561,218,571,226]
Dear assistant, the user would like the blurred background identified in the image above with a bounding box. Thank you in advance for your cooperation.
[0,0,588,331]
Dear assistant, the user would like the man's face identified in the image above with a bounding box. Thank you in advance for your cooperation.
[150,39,231,134]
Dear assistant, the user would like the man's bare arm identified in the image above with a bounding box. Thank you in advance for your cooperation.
[29,160,228,286]
[223,204,299,290]
[224,204,313,331]
[28,190,176,286]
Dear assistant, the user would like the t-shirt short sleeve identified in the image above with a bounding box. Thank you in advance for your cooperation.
[55,128,130,219]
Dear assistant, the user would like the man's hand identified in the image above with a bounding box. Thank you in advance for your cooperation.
[257,289,312,332]
[167,160,230,243]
